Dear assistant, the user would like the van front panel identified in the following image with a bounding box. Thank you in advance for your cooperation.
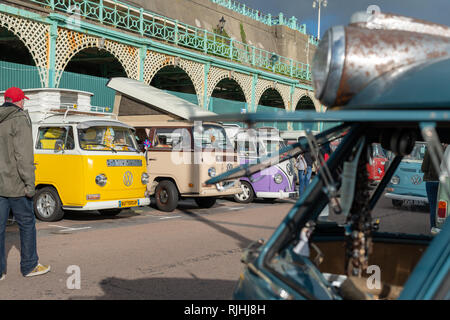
[82,154,148,205]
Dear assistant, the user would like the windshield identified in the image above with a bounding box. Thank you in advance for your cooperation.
[264,139,285,155]
[403,143,427,161]
[78,126,138,152]
[193,125,232,151]
[372,143,386,158]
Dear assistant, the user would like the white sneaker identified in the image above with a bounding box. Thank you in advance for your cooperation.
[0,274,5,281]
[431,227,441,235]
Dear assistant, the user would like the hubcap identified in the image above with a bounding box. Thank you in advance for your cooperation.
[236,184,250,201]
[36,193,56,217]
[159,189,169,204]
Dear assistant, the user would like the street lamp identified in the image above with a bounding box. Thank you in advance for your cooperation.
[312,0,327,40]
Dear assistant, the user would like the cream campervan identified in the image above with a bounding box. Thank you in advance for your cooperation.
[107,78,241,212]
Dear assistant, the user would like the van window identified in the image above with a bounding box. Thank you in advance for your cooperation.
[36,127,75,150]
[135,127,151,152]
[235,139,258,157]
[78,126,138,152]
[193,125,230,151]
[263,140,284,155]
[403,142,427,161]
[372,143,387,158]
[152,128,191,150]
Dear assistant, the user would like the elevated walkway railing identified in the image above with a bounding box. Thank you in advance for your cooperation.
[210,0,307,34]
[25,0,312,81]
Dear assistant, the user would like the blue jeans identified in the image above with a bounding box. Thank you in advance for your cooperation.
[305,166,312,189]
[0,196,39,276]
[299,166,313,195]
[425,181,439,228]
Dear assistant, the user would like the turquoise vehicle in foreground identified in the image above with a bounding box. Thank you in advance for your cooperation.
[436,147,450,230]
[194,11,450,300]
[385,142,428,208]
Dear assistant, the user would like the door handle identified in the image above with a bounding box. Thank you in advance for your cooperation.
[148,158,157,161]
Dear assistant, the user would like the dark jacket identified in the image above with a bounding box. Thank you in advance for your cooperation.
[0,102,35,197]
[421,145,445,182]
[303,151,314,167]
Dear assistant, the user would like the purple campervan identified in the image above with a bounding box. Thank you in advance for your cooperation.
[225,126,298,203]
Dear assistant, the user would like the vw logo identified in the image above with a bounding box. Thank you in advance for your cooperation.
[411,175,422,185]
[123,171,133,187]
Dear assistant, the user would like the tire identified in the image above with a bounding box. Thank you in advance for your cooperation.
[233,181,254,204]
[155,180,179,212]
[392,199,403,208]
[99,209,122,216]
[194,197,217,209]
[34,186,64,222]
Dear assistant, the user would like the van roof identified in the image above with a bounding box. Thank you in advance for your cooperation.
[107,77,217,120]
[29,112,130,129]
[118,116,222,128]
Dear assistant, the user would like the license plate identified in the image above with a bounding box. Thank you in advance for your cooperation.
[119,200,138,208]
[107,159,142,167]
[404,200,427,206]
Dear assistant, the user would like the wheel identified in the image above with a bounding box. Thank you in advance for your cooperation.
[34,187,64,222]
[233,181,254,204]
[155,180,179,212]
[99,209,122,216]
[392,199,403,208]
[194,197,217,208]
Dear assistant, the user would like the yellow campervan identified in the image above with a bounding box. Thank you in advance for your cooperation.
[1,88,150,221]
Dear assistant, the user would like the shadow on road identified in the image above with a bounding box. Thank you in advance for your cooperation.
[4,228,20,275]
[71,276,237,300]
[180,209,254,249]
[62,210,141,221]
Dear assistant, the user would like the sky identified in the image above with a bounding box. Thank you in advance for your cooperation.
[239,0,450,38]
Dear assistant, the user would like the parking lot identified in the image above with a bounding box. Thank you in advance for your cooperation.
[1,194,433,300]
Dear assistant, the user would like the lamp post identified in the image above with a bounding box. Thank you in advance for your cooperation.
[312,0,327,40]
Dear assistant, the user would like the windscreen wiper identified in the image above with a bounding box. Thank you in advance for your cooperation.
[305,130,342,215]
[86,143,118,153]
[114,144,139,153]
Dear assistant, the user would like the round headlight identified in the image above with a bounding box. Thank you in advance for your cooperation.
[208,167,216,177]
[96,174,107,187]
[391,176,400,185]
[312,25,346,107]
[274,173,283,184]
[141,172,149,185]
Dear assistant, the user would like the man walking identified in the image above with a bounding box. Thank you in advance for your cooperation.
[0,87,50,280]
[296,152,308,195]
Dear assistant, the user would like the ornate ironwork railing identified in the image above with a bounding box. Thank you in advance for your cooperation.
[210,0,307,34]
[27,0,312,81]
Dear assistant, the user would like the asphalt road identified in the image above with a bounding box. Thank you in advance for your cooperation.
[0,195,432,300]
